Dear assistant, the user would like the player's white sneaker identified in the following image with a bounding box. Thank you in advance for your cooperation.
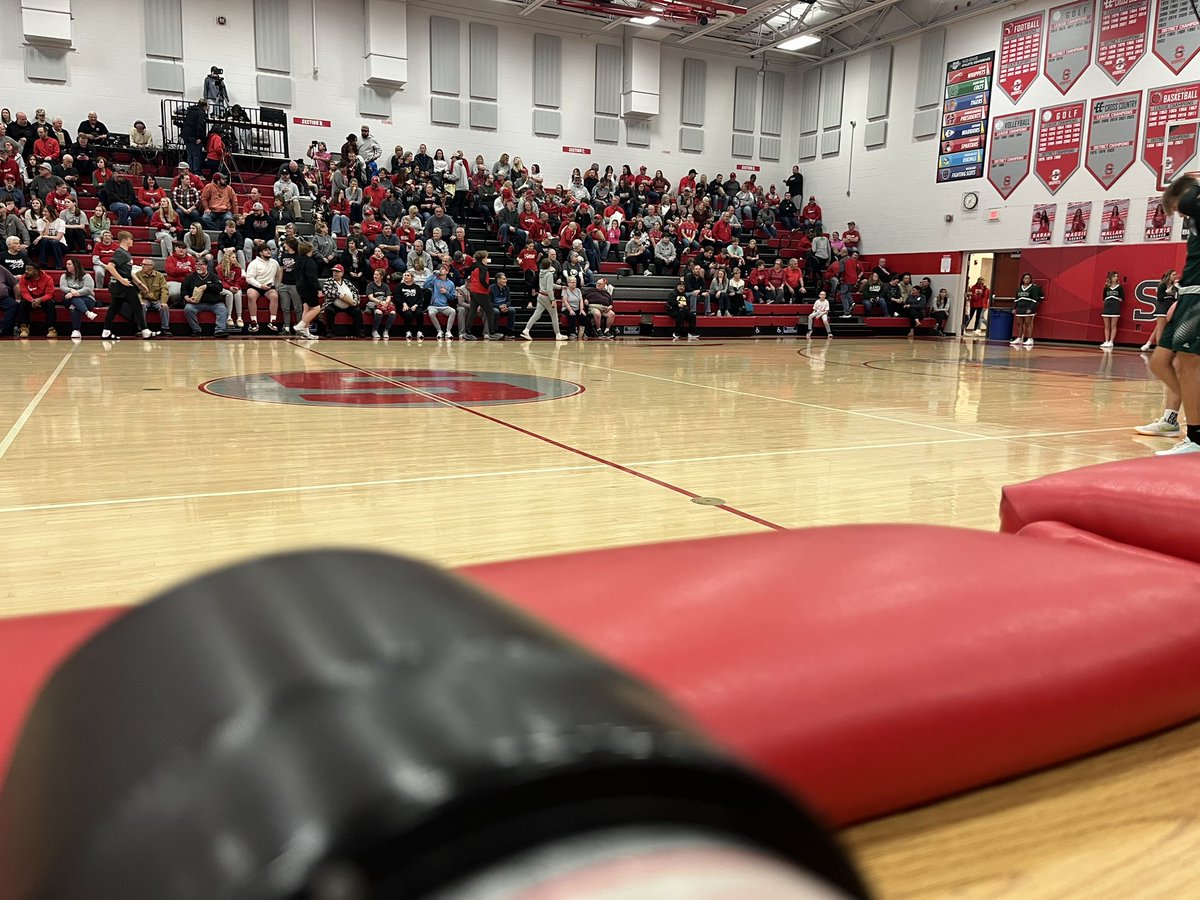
[1155,438,1200,456]
[1135,418,1181,436]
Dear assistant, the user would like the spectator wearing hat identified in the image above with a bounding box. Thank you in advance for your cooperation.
[200,172,237,229]
[182,257,229,337]
[129,120,156,149]
[28,162,63,202]
[165,242,197,301]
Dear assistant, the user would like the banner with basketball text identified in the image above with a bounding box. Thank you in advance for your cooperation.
[1144,196,1172,241]
[1063,201,1092,243]
[1142,82,1200,187]
[987,110,1035,198]
[1085,91,1141,188]
[1152,0,1200,74]
[1096,0,1150,83]
[1099,198,1129,242]
[998,12,1044,102]
[1045,0,1095,94]
[1035,101,1086,193]
[1030,204,1057,244]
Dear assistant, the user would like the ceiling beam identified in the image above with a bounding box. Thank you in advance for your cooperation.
[749,0,908,54]
[518,0,555,16]
[678,0,787,43]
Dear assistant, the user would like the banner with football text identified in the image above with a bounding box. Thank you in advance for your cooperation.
[998,12,1044,102]
[1099,198,1129,242]
[1064,201,1093,243]
[1030,204,1057,244]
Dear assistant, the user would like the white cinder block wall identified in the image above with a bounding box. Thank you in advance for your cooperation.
[0,0,798,189]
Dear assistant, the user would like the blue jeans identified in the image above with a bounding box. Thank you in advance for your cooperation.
[331,215,349,236]
[185,300,229,334]
[839,282,853,315]
[186,140,204,175]
[64,294,96,330]
[499,224,526,251]
[863,296,888,316]
[0,295,18,335]
[688,290,711,315]
[109,202,132,225]
[202,211,233,230]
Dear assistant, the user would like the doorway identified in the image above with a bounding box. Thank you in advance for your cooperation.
[962,250,1021,333]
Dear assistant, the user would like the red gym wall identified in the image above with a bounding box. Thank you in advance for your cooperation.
[864,244,1186,344]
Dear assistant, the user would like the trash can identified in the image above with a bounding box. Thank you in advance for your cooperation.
[987,308,1014,342]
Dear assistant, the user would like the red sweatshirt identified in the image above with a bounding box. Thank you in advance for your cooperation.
[20,271,55,301]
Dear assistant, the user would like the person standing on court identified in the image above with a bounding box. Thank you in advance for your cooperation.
[291,241,322,340]
[1099,271,1123,350]
[101,230,153,340]
[521,258,566,341]
[464,250,499,341]
[1149,174,1200,455]
[1009,273,1044,348]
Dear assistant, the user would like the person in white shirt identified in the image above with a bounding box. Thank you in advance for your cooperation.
[808,290,832,339]
[243,242,281,333]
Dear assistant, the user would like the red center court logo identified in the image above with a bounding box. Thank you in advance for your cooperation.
[199,369,585,408]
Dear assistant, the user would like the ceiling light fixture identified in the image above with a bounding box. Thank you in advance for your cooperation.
[778,33,820,49]
[631,14,660,23]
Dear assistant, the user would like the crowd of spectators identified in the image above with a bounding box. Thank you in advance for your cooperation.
[0,98,955,341]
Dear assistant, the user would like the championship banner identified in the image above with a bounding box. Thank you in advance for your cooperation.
[1142,82,1200,186]
[1045,0,1095,94]
[1152,0,1200,74]
[1064,201,1092,243]
[1030,204,1057,244]
[1035,101,1086,193]
[987,110,1035,198]
[1144,196,1173,241]
[1096,0,1151,84]
[1086,91,1141,188]
[1099,198,1129,242]
[938,52,994,183]
[998,12,1044,102]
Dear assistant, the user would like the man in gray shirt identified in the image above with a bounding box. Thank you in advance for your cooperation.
[423,206,455,240]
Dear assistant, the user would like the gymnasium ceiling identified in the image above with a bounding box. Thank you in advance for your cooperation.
[496,0,1010,65]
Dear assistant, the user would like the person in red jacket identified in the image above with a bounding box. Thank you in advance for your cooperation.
[165,242,197,302]
[965,276,990,333]
[712,214,733,247]
[801,196,823,231]
[16,263,57,338]
[748,259,770,306]
[463,250,499,340]
[202,127,225,179]
[557,217,580,251]
[91,230,119,287]
[363,175,387,211]
[842,221,861,252]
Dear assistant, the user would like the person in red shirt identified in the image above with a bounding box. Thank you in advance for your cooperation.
[363,176,387,211]
[965,276,990,333]
[359,208,383,241]
[763,185,782,208]
[836,251,863,318]
[91,230,119,287]
[558,217,580,251]
[677,169,697,194]
[712,215,733,247]
[764,259,786,303]
[518,202,539,235]
[783,258,806,301]
[526,213,550,245]
[0,145,23,187]
[241,187,265,216]
[634,165,652,187]
[796,231,813,255]
[748,259,770,306]
[801,196,823,231]
[516,243,540,292]
[842,221,861,252]
[165,242,197,302]
[138,174,166,223]
[45,183,73,216]
[15,263,57,338]
[202,127,225,179]
[32,127,60,165]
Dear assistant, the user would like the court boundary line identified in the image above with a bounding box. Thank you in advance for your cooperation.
[292,343,789,532]
[0,424,1139,516]
[0,348,73,461]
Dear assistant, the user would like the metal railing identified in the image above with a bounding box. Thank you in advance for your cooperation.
[160,99,290,161]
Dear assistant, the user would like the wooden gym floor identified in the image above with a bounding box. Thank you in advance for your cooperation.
[1,333,1196,896]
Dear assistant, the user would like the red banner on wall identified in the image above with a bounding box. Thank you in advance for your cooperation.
[1035,102,1086,193]
[293,117,331,128]
[562,146,592,155]
[1030,204,1057,244]
[998,12,1045,102]
[1096,0,1150,83]
[1063,201,1092,243]
[1142,82,1200,186]
[1099,198,1129,242]
[1144,196,1173,240]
